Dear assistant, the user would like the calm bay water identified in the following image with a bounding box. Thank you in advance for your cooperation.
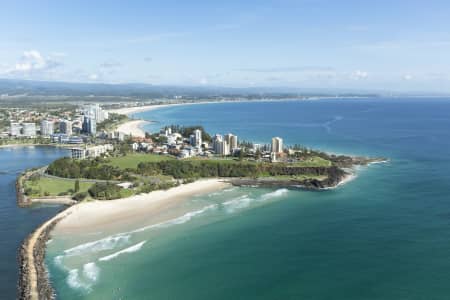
[0,146,69,299]
[48,98,450,299]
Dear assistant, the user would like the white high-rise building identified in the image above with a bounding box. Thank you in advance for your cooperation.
[9,122,21,136]
[194,129,202,147]
[59,120,73,135]
[22,123,36,137]
[271,137,283,154]
[225,133,238,152]
[213,134,230,156]
[84,104,108,123]
[40,120,54,136]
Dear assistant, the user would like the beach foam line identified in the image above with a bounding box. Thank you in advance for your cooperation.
[64,234,130,257]
[99,241,146,262]
[130,203,218,234]
[222,188,290,213]
[258,188,289,201]
[222,195,253,213]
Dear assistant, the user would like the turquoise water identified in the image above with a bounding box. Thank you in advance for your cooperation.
[0,146,69,298]
[48,99,450,299]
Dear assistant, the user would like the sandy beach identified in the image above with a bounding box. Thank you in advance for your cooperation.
[108,103,185,115]
[116,119,150,138]
[53,179,230,235]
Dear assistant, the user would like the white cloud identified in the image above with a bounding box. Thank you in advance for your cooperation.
[8,50,63,75]
[403,74,413,81]
[88,73,99,80]
[350,70,368,80]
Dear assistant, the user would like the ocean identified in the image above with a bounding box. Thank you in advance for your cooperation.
[0,146,69,299]
[35,98,450,299]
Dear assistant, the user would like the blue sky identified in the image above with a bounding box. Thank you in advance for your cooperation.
[1,0,450,92]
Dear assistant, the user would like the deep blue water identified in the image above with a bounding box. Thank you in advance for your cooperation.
[0,146,68,298]
[135,98,450,299]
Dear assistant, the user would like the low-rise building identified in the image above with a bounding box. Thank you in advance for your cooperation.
[71,144,114,159]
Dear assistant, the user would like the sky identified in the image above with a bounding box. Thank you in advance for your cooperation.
[1,0,450,92]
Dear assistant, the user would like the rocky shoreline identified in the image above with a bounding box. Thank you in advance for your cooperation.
[229,170,351,190]
[17,207,71,300]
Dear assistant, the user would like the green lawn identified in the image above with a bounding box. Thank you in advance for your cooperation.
[292,156,332,167]
[24,177,93,198]
[106,153,175,169]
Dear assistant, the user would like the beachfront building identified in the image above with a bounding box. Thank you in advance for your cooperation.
[213,134,230,156]
[271,137,283,154]
[59,120,72,135]
[40,120,54,136]
[190,129,202,147]
[22,123,37,137]
[224,133,238,153]
[9,122,21,136]
[83,104,108,123]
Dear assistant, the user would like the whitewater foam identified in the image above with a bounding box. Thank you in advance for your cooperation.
[99,241,146,262]
[222,189,289,213]
[83,262,100,282]
[130,204,218,233]
[258,188,289,201]
[222,195,254,213]
[66,269,91,291]
[64,234,130,257]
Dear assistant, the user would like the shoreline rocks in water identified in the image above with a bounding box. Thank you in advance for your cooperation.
[17,211,69,300]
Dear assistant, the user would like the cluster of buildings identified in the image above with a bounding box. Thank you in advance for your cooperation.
[131,126,285,162]
[212,133,238,156]
[79,104,109,135]
[6,104,109,141]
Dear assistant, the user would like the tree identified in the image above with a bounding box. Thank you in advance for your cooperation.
[239,149,245,161]
[74,180,80,193]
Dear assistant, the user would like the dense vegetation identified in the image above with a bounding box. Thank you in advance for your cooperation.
[47,157,126,180]
[47,155,344,182]
[136,160,344,180]
[88,182,130,200]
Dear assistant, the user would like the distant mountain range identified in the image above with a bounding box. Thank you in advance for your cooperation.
[0,78,448,99]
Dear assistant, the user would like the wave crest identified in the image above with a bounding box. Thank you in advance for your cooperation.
[99,241,146,262]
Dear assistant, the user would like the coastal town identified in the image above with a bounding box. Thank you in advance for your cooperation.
[2,102,310,163]
[8,102,384,207]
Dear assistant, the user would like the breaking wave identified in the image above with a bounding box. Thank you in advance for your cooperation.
[222,189,289,213]
[259,188,289,201]
[99,241,146,262]
[131,204,218,233]
[64,234,130,257]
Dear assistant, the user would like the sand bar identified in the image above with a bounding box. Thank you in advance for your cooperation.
[53,179,230,235]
